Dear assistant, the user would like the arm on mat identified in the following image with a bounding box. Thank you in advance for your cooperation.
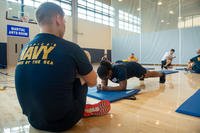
[97,79,108,90]
[101,79,108,86]
[98,80,127,91]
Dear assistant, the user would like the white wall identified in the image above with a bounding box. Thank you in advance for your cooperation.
[78,19,111,49]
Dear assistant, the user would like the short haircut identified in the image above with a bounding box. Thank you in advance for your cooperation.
[97,60,112,79]
[170,49,175,52]
[197,49,200,54]
[35,2,64,25]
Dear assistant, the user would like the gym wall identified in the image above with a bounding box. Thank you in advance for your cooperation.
[111,0,200,65]
[0,0,111,66]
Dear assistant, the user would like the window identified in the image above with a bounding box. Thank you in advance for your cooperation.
[7,0,20,3]
[78,0,115,27]
[178,15,200,29]
[185,16,193,28]
[10,0,72,16]
[7,0,72,23]
[61,1,72,16]
[118,10,141,33]
[178,20,184,29]
[193,15,200,27]
[24,0,34,6]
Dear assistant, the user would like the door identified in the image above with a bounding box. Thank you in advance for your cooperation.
[7,37,29,67]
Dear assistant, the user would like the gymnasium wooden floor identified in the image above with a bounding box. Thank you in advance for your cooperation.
[0,65,200,133]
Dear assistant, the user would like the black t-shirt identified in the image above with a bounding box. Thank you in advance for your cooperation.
[15,33,92,130]
[190,55,200,71]
[110,62,146,83]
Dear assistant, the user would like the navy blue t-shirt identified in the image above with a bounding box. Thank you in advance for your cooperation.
[15,33,92,131]
[190,55,200,72]
[110,62,146,83]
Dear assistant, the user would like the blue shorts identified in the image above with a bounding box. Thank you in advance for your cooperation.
[192,65,200,73]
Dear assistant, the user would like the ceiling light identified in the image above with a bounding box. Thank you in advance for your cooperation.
[157,2,162,5]
[178,16,182,19]
[8,8,12,10]
[117,123,122,127]
[169,10,174,14]
[155,120,160,125]
[161,20,164,23]
[118,0,123,2]
[167,22,170,25]
[137,8,141,11]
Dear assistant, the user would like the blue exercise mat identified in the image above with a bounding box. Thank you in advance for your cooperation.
[176,89,200,117]
[175,68,186,71]
[175,68,200,74]
[87,87,140,102]
[157,70,179,75]
[190,70,200,74]
[145,67,155,70]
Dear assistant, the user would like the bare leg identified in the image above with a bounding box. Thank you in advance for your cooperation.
[143,71,166,83]
[144,71,163,78]
[164,59,172,68]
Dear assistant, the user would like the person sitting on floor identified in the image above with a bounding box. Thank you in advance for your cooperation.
[15,2,110,132]
[187,49,200,73]
[116,53,138,63]
[161,49,176,69]
[127,53,138,62]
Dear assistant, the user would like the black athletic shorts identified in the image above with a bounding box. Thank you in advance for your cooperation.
[161,60,171,67]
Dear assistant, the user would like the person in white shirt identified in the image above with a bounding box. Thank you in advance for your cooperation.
[161,49,176,69]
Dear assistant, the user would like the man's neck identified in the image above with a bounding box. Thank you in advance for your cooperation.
[40,26,60,38]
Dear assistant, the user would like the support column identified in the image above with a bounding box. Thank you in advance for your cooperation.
[72,0,78,43]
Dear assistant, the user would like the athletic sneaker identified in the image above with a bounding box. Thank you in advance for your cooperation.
[84,100,111,117]
[159,72,166,83]
[139,75,145,81]
[139,77,144,81]
[164,66,168,69]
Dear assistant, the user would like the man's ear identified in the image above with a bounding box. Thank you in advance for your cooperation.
[55,15,62,26]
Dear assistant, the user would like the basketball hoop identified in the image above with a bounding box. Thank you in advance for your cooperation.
[21,16,29,23]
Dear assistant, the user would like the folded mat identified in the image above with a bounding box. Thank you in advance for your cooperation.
[175,68,200,74]
[87,87,140,102]
[176,89,200,117]
[145,67,155,70]
[157,70,179,75]
[175,68,186,71]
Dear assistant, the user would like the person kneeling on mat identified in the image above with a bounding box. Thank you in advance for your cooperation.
[15,2,110,132]
[187,49,200,73]
[97,60,166,91]
[161,49,176,69]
